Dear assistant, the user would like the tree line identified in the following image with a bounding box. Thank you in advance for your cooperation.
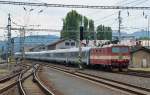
[61,10,112,40]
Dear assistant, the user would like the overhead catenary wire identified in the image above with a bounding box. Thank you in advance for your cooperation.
[0,1,150,10]
[94,0,149,24]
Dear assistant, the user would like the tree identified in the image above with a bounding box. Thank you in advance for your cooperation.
[139,37,150,40]
[96,25,104,40]
[83,16,89,40]
[61,10,81,40]
[61,10,96,40]
[96,25,112,40]
[88,19,95,40]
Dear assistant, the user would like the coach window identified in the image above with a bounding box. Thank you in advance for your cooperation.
[71,42,75,46]
[65,42,70,46]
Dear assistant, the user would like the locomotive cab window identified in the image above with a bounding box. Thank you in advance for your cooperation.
[120,47,128,53]
[112,47,129,53]
[112,47,120,53]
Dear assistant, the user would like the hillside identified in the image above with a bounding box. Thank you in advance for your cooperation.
[0,35,59,53]
[112,31,147,38]
[112,31,150,38]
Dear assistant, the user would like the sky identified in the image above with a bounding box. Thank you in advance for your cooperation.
[0,0,150,40]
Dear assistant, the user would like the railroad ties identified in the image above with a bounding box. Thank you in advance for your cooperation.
[0,63,54,95]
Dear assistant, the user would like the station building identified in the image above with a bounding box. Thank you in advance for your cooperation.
[130,46,150,68]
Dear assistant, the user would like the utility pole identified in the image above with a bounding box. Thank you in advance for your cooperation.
[20,27,25,62]
[118,11,122,43]
[94,31,97,46]
[7,13,11,68]
[148,16,149,48]
[78,16,84,70]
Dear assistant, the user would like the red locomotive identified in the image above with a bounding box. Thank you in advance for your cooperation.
[90,45,130,71]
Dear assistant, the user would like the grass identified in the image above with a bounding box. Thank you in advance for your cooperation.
[0,69,8,75]
[129,68,150,72]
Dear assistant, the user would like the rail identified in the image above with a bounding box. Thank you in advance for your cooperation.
[18,67,34,95]
[0,67,30,94]
[18,73,26,95]
[33,66,55,95]
[117,71,150,78]
[0,72,21,83]
[47,64,150,95]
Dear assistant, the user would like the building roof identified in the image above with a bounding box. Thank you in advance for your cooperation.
[130,46,150,54]
[47,39,65,47]
[29,44,45,50]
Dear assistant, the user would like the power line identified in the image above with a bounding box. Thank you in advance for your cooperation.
[0,26,61,32]
[94,0,149,24]
[0,1,150,10]
[122,0,147,6]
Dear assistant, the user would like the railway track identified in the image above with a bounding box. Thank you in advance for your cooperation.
[85,66,150,78]
[34,60,150,78]
[46,64,150,95]
[0,61,55,95]
[0,64,29,83]
[116,71,150,78]
[0,65,31,94]
[19,65,55,95]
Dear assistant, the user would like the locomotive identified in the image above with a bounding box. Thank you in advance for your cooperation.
[15,44,130,71]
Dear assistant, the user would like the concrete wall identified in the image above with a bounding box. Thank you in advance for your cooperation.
[56,40,76,49]
[131,50,150,68]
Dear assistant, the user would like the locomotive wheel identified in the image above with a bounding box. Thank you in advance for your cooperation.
[122,68,128,72]
[65,62,70,67]
[112,68,119,72]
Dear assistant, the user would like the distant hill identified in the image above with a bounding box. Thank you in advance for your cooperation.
[112,30,150,38]
[0,35,59,53]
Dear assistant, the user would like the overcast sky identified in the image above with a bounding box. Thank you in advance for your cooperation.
[0,0,150,40]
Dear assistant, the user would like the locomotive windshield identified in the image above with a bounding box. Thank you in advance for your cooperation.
[112,47,128,53]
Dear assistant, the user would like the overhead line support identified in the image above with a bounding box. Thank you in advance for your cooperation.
[0,1,150,10]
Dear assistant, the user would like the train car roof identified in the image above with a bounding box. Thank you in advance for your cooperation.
[42,47,91,53]
[25,47,91,54]
[23,44,129,54]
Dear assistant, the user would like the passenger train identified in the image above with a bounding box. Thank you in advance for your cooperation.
[15,45,130,71]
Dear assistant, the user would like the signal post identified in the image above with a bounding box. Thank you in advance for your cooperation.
[78,26,84,70]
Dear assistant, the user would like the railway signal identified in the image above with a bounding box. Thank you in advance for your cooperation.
[80,26,84,41]
[78,26,84,70]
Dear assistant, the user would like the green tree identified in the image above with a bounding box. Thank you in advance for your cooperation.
[61,10,81,40]
[96,25,104,40]
[83,16,89,40]
[96,25,112,40]
[88,19,95,40]
[139,37,150,40]
[61,10,96,40]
